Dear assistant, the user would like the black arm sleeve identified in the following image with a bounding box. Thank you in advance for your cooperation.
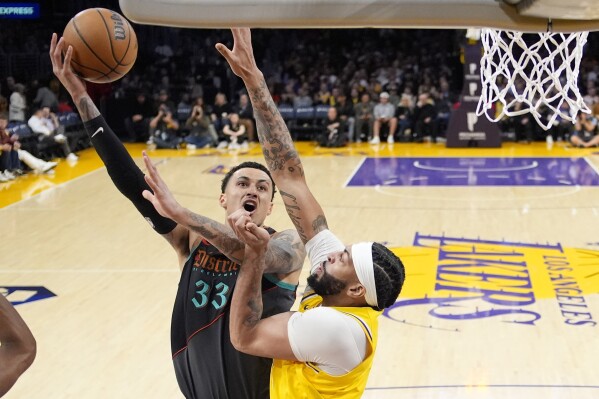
[83,115,177,234]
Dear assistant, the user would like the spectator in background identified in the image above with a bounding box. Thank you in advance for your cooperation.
[293,87,313,108]
[9,83,26,123]
[371,92,397,144]
[210,92,232,136]
[570,112,599,148]
[1,113,56,178]
[335,92,355,142]
[412,93,437,142]
[28,107,78,161]
[387,84,400,107]
[316,82,331,105]
[354,93,374,143]
[583,86,599,108]
[0,112,21,180]
[184,102,216,150]
[221,113,247,150]
[32,79,59,111]
[154,89,176,116]
[350,87,360,105]
[318,107,346,148]
[434,80,453,138]
[511,101,533,144]
[176,93,192,125]
[148,103,180,149]
[395,95,413,140]
[57,94,74,113]
[545,102,571,143]
[124,92,153,142]
[234,93,255,142]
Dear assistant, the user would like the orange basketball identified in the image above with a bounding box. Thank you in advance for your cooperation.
[62,8,138,84]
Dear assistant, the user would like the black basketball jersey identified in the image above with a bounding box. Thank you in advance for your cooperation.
[171,228,297,399]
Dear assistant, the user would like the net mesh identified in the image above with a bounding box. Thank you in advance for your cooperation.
[477,29,590,130]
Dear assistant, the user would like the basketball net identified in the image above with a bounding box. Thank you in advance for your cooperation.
[476,28,590,130]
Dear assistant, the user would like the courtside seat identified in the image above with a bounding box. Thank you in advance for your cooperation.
[278,104,295,122]
[7,123,57,159]
[314,105,329,120]
[290,106,317,140]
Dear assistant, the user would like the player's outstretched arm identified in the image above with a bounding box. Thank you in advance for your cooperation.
[216,29,330,244]
[0,295,36,397]
[49,33,194,261]
[142,153,305,273]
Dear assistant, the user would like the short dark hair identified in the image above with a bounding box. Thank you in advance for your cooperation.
[221,161,276,200]
[371,242,406,310]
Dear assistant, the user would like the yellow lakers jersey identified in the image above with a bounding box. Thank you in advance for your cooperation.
[270,290,382,399]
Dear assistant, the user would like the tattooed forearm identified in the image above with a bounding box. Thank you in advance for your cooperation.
[244,296,262,328]
[249,80,304,178]
[230,247,266,351]
[279,190,308,242]
[185,210,244,263]
[76,96,101,122]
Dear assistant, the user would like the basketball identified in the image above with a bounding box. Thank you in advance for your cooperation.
[62,8,138,84]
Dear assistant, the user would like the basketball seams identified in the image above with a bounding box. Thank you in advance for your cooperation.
[70,57,109,80]
[70,17,116,83]
[65,8,136,83]
[119,17,134,66]
[96,8,123,67]
[72,14,115,73]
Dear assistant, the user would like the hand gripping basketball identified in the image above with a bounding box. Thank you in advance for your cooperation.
[62,8,138,83]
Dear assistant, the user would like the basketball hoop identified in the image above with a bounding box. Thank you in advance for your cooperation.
[477,28,590,130]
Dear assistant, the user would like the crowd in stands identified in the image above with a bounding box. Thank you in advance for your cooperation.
[2,7,599,183]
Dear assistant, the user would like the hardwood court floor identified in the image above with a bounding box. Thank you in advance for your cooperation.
[1,141,598,399]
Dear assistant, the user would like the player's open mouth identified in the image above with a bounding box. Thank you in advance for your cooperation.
[243,200,257,212]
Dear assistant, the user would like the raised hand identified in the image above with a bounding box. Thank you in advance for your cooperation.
[141,151,184,220]
[49,33,87,100]
[215,28,261,83]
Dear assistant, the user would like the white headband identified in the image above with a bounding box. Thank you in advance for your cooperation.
[351,242,378,308]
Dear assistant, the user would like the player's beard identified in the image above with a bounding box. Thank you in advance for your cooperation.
[307,269,346,296]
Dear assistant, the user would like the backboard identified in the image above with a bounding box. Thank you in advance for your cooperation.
[119,0,599,32]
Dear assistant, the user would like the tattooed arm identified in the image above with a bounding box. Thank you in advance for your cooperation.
[216,29,329,244]
[228,213,296,359]
[49,33,196,267]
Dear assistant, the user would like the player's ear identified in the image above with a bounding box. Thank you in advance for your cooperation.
[347,283,366,301]
[219,193,227,209]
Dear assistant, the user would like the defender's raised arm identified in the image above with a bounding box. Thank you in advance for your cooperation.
[216,28,328,243]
